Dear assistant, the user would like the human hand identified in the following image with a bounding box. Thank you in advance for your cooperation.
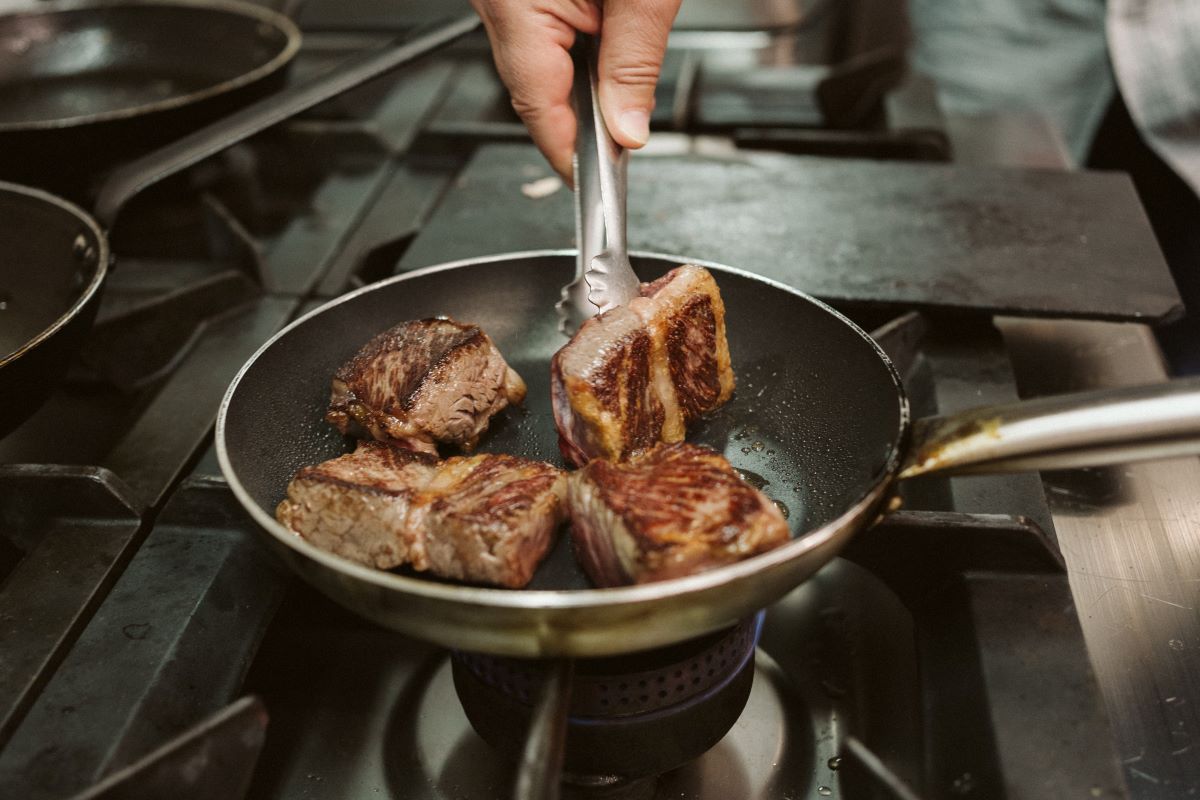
[470,0,681,180]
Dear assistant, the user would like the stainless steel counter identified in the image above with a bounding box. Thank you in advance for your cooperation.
[999,317,1200,798]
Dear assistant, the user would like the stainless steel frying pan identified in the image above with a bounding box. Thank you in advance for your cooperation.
[215,251,1200,658]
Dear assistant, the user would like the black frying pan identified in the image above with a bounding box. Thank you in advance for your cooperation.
[0,15,481,438]
[0,0,301,200]
[215,251,1200,658]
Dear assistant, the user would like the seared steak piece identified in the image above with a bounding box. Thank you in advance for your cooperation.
[276,442,567,588]
[551,265,734,466]
[422,454,568,588]
[276,442,437,570]
[567,443,789,586]
[551,305,664,468]
[637,267,735,425]
[327,318,526,455]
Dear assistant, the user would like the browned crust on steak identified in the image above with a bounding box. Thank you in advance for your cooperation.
[276,443,565,588]
[422,454,568,588]
[551,266,734,466]
[551,307,665,464]
[638,266,734,423]
[289,442,437,493]
[568,442,789,585]
[333,320,483,413]
[275,442,438,570]
[666,295,721,423]
[326,317,526,454]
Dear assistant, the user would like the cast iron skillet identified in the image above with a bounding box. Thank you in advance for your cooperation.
[215,250,1200,658]
[0,0,301,199]
[0,15,481,438]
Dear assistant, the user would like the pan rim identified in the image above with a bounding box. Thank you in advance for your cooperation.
[0,0,302,132]
[216,249,909,611]
[0,180,109,366]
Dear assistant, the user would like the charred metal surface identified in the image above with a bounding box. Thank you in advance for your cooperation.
[200,193,270,287]
[251,127,393,295]
[80,271,260,391]
[0,467,142,748]
[73,696,268,800]
[295,0,479,35]
[733,127,951,162]
[0,478,287,800]
[292,43,458,154]
[424,60,523,141]
[397,144,1180,321]
[102,297,296,510]
[843,510,1063,607]
[315,159,455,297]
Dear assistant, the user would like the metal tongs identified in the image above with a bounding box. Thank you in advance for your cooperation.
[556,34,643,336]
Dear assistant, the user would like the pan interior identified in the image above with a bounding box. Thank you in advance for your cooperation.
[0,186,105,362]
[0,2,295,128]
[221,254,905,592]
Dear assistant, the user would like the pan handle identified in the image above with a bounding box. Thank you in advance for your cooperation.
[93,14,481,229]
[898,377,1200,479]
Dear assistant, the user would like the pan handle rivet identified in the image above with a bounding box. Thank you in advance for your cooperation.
[73,234,96,263]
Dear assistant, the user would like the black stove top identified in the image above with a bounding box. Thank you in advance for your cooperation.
[0,7,1194,799]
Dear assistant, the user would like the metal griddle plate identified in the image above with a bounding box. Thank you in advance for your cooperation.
[398,144,1182,323]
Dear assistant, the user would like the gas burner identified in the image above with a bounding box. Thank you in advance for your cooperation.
[452,616,763,786]
[396,644,820,800]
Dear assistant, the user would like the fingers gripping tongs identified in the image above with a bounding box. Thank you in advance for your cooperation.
[556,34,642,336]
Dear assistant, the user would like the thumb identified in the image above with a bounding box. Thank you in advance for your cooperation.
[596,0,681,149]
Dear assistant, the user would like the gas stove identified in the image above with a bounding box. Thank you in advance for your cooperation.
[1,5,1197,799]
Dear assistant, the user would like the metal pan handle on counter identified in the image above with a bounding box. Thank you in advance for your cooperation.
[898,376,1200,478]
[93,14,482,228]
